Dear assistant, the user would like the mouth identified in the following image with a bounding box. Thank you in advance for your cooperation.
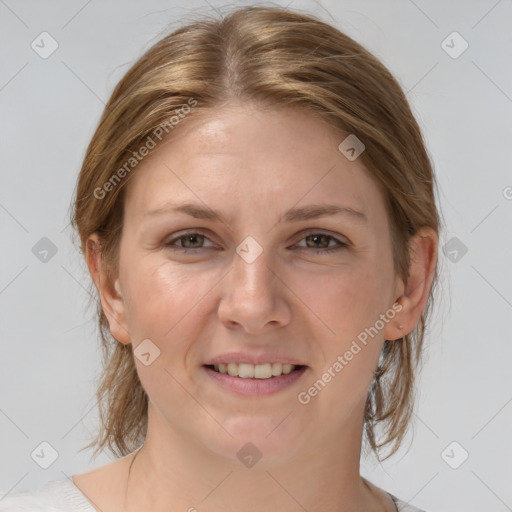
[203,363,307,379]
[202,363,308,396]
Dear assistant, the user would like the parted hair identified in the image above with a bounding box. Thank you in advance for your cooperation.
[71,5,441,462]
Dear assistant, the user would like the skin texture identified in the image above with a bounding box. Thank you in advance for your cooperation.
[78,101,438,512]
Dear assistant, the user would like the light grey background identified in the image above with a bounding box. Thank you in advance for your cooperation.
[1,1,511,511]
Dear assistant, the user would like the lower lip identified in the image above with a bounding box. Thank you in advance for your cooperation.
[202,365,308,396]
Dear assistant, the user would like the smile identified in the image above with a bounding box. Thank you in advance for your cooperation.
[206,362,303,379]
[202,364,308,396]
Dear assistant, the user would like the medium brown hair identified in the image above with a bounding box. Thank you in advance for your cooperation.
[71,5,442,462]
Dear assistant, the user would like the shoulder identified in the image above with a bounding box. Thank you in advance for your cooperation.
[0,479,96,511]
[0,450,135,512]
[362,477,429,512]
[388,492,430,512]
[362,477,427,512]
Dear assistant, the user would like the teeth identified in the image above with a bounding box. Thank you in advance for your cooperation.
[212,362,297,379]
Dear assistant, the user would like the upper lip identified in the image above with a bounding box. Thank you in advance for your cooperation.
[203,351,307,366]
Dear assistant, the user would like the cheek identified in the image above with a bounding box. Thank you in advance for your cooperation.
[122,258,222,341]
[121,260,219,399]
[294,268,388,419]
[290,258,392,391]
[293,262,387,335]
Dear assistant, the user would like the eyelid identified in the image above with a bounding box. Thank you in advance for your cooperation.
[165,230,218,247]
[294,228,350,246]
[164,228,350,252]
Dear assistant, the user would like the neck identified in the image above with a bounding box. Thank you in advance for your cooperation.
[121,407,393,512]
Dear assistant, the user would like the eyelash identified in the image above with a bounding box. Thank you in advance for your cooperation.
[164,231,348,255]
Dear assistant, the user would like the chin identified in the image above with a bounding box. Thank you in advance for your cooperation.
[203,415,306,468]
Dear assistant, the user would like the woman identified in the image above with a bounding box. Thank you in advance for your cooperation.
[0,5,440,511]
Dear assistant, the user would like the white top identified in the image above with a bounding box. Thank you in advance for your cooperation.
[0,479,428,511]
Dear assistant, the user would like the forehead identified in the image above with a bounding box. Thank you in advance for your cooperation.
[123,102,388,227]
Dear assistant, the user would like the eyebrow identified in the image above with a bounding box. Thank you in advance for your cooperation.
[144,202,368,224]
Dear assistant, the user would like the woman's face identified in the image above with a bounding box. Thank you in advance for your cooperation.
[103,102,408,466]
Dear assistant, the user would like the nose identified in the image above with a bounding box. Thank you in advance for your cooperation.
[217,244,292,334]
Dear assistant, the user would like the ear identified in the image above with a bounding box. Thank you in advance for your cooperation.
[85,233,131,344]
[384,226,438,341]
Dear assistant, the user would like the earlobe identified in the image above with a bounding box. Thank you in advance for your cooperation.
[384,227,438,340]
[85,233,131,345]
